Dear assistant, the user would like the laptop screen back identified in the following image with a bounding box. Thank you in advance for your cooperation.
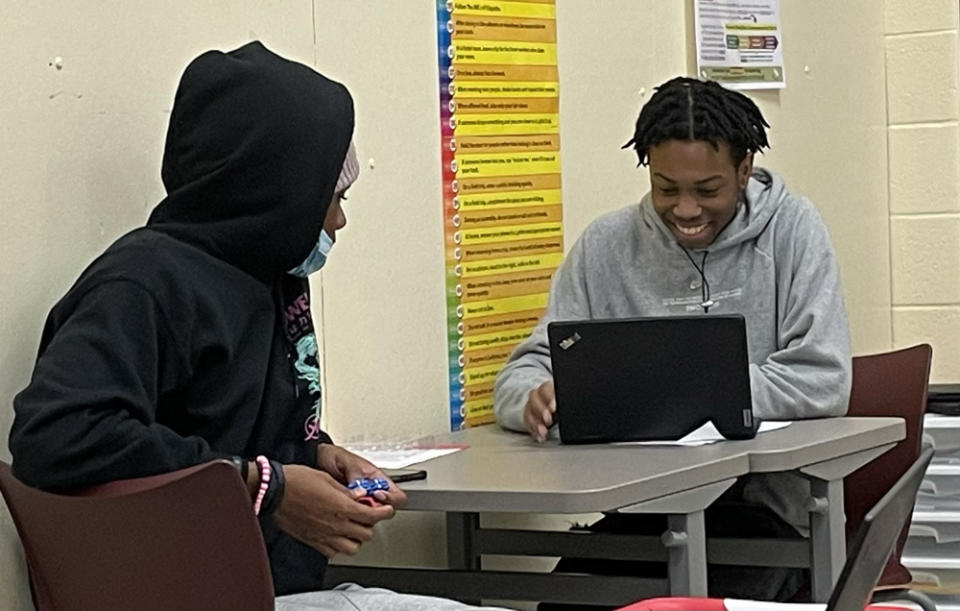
[547,315,754,444]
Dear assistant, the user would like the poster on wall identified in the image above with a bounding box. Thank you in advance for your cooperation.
[694,0,785,89]
[436,0,564,430]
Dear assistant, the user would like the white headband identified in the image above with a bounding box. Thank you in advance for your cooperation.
[335,140,359,193]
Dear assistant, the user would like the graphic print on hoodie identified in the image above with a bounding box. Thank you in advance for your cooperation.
[282,282,324,441]
[10,41,353,595]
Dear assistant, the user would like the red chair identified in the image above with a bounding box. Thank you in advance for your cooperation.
[618,599,907,611]
[845,345,931,590]
[844,345,935,611]
[0,459,274,611]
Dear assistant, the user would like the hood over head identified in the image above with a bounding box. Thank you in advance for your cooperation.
[148,41,354,283]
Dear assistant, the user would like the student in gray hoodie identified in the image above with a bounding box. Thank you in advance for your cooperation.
[494,77,852,603]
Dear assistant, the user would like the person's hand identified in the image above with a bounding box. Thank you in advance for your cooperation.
[524,380,556,442]
[273,464,395,558]
[316,444,408,509]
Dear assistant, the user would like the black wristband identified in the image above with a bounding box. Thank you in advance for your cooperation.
[230,455,248,482]
[260,460,286,516]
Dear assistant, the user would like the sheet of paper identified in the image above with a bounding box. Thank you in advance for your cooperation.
[342,445,464,470]
[694,0,785,89]
[724,599,825,611]
[615,421,792,447]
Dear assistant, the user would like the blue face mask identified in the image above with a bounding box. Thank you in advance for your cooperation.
[288,230,334,277]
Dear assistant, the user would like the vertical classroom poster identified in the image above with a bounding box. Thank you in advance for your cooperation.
[436,0,563,430]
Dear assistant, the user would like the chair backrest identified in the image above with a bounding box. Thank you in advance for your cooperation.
[844,344,932,588]
[0,460,274,611]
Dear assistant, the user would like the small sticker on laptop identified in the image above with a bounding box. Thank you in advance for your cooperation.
[742,409,753,428]
[558,332,581,350]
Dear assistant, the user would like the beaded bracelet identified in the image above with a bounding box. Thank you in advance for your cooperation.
[260,459,286,516]
[253,455,271,515]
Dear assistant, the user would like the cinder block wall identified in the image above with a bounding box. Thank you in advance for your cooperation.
[886,0,960,381]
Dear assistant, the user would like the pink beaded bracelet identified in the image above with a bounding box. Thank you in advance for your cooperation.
[253,455,271,515]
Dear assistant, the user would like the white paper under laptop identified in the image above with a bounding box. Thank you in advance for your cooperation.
[612,420,792,446]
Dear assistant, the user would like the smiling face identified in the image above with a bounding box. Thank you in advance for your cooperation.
[649,139,753,249]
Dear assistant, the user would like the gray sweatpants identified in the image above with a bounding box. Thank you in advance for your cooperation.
[276,583,514,611]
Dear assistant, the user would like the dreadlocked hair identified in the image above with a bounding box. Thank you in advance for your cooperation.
[624,77,770,167]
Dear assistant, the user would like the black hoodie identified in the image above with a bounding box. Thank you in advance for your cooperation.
[9,42,353,595]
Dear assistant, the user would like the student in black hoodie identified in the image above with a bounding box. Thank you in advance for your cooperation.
[9,42,511,611]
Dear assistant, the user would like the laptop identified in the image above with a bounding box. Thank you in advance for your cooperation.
[547,315,756,444]
[824,446,934,611]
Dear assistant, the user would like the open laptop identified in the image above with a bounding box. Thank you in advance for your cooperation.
[547,315,756,444]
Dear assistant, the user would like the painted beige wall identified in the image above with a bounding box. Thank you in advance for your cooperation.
[0,2,317,608]
[310,3,449,442]
[884,0,960,382]
[1,1,957,608]
[746,0,893,356]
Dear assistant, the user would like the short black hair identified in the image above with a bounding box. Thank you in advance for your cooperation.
[624,77,770,167]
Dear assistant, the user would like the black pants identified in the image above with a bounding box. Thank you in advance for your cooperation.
[539,496,809,610]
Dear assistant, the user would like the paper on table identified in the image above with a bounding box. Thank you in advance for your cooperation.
[724,598,826,611]
[615,421,792,447]
[341,446,464,470]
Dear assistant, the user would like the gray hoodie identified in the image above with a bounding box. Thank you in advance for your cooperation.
[493,168,851,532]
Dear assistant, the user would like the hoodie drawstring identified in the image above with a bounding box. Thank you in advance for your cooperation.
[681,248,714,313]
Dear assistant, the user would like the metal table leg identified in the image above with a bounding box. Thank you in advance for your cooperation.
[807,478,846,601]
[620,478,736,596]
[800,443,894,602]
[446,512,481,570]
[664,511,709,596]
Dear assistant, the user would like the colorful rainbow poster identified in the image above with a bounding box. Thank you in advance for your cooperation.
[437,0,563,430]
